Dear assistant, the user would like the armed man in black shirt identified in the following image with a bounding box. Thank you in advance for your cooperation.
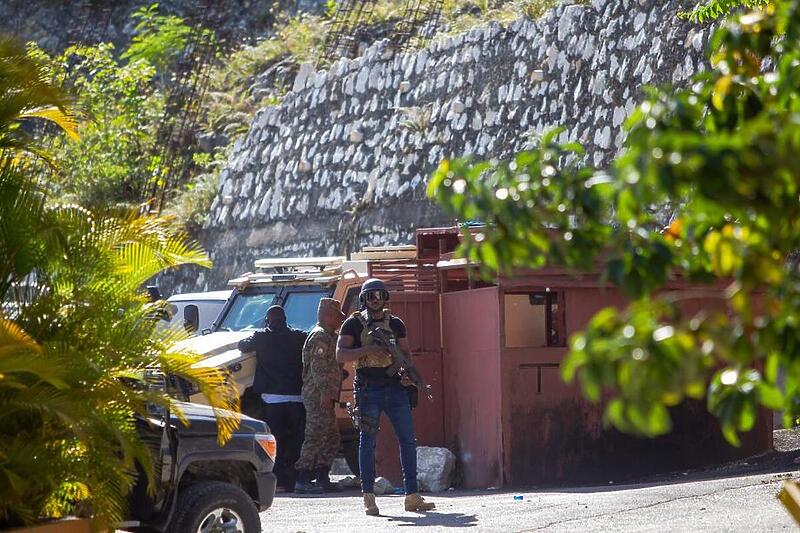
[238,305,307,492]
[336,278,436,516]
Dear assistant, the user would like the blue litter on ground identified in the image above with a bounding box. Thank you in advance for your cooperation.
[514,495,524,501]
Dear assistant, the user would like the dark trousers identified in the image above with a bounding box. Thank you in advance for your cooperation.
[261,401,306,490]
[358,382,418,494]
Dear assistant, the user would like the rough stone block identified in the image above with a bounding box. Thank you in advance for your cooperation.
[349,129,363,143]
[415,50,429,74]
[293,62,316,92]
[416,447,456,493]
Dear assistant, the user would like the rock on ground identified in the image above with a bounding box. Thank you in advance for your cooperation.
[417,446,456,492]
[373,476,394,495]
[337,475,360,489]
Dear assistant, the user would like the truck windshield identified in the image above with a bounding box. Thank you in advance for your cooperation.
[217,292,276,331]
[284,291,329,332]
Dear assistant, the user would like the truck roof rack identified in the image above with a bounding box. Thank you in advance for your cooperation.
[226,256,346,288]
[350,245,417,261]
[226,248,419,289]
[227,271,343,288]
[253,256,345,273]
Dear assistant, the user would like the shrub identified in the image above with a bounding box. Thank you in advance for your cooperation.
[48,43,164,208]
[122,2,193,78]
[430,0,800,444]
[0,35,238,529]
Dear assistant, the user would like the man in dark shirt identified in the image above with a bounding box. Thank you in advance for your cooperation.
[337,278,435,515]
[238,305,307,492]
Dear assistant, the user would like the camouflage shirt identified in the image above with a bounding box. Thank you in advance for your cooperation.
[301,324,341,402]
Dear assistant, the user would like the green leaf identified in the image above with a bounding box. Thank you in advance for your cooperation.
[425,0,800,453]
[756,382,783,410]
[645,403,672,435]
[562,338,587,381]
[722,424,742,447]
[580,366,602,402]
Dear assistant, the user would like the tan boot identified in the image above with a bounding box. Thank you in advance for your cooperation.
[363,493,379,516]
[404,493,435,512]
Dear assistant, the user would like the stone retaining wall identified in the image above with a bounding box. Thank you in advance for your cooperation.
[196,0,706,290]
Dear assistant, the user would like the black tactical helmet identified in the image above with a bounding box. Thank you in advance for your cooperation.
[359,278,389,304]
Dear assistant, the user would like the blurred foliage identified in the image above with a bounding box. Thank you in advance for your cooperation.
[0,36,239,529]
[162,149,227,233]
[440,0,561,35]
[122,2,193,79]
[46,43,164,209]
[680,0,772,21]
[0,38,78,164]
[430,0,800,445]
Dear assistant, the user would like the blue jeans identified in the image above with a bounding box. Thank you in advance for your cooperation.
[358,382,418,494]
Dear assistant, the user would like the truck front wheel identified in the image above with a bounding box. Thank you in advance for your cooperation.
[170,481,260,533]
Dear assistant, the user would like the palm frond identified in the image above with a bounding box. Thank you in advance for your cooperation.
[0,47,221,523]
[21,107,79,141]
[0,318,40,354]
[0,37,78,162]
[160,351,241,445]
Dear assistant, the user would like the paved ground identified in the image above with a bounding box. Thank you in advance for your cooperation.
[260,429,800,533]
[260,470,798,532]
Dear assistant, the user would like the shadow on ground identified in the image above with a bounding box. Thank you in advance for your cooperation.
[384,511,478,528]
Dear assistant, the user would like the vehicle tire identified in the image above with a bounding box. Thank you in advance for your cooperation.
[343,440,360,477]
[169,480,261,533]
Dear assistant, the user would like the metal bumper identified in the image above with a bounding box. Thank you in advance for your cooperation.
[255,471,277,510]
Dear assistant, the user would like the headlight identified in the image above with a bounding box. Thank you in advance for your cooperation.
[167,374,197,398]
[255,433,277,461]
[143,369,166,392]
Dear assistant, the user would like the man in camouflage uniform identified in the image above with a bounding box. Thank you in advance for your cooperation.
[294,298,346,494]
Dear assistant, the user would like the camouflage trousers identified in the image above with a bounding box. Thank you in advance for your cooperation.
[295,396,340,471]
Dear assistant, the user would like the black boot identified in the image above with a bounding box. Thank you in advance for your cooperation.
[294,469,323,495]
[315,466,341,492]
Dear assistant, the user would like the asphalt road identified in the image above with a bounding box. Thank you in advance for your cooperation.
[260,471,799,532]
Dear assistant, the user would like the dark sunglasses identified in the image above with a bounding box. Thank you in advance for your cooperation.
[364,290,388,302]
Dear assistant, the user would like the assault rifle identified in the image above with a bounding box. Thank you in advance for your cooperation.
[367,327,433,402]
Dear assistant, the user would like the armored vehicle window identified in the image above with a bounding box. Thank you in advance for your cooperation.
[343,287,360,314]
[284,291,328,332]
[218,292,276,330]
[166,300,226,332]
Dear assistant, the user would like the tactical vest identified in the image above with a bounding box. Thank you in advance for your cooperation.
[355,309,394,369]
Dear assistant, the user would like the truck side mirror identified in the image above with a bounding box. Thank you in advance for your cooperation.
[146,285,163,303]
[184,304,200,334]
